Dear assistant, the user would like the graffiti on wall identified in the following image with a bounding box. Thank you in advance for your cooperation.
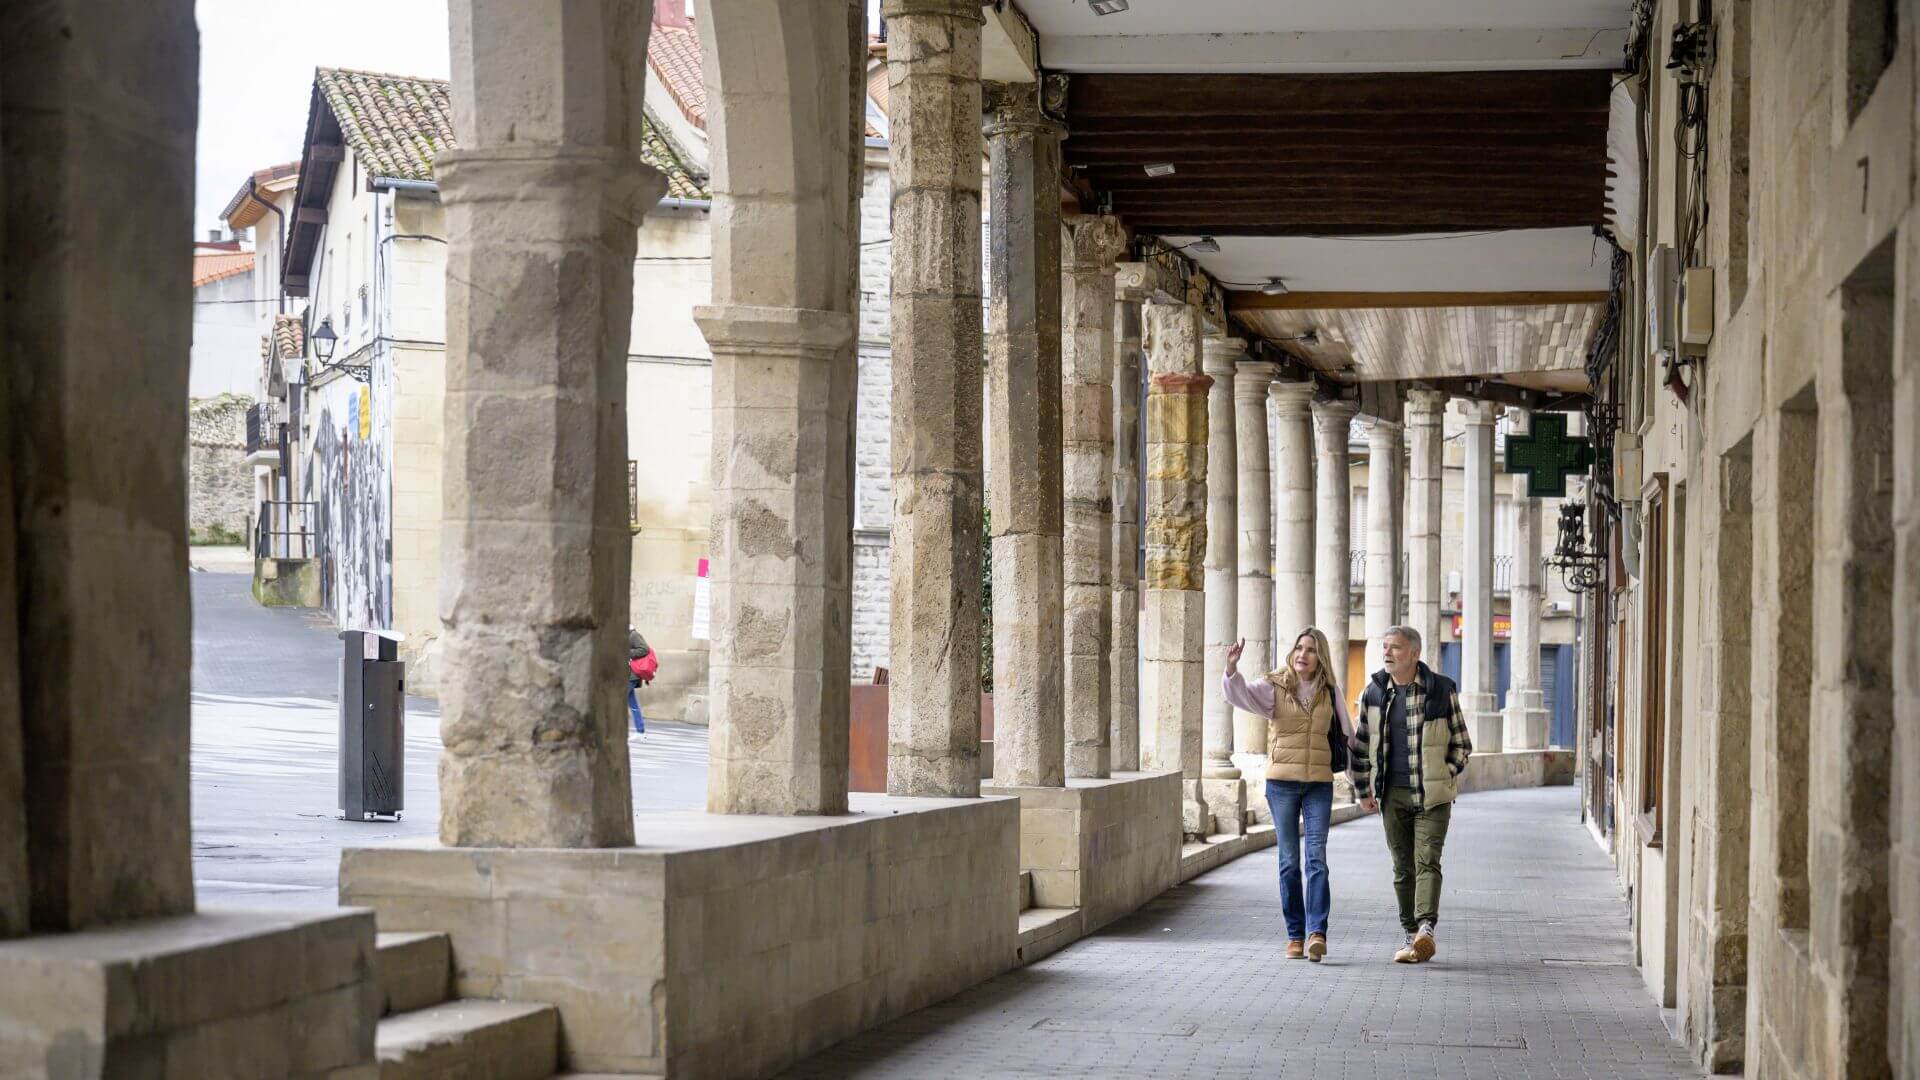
[305,352,393,630]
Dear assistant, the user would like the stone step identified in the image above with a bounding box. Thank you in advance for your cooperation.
[376,999,559,1080]
[375,932,452,1015]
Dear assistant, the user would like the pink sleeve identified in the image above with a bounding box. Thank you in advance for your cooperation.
[1222,669,1275,715]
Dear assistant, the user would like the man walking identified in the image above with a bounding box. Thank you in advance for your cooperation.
[1350,626,1472,963]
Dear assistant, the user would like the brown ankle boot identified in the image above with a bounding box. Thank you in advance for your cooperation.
[1307,933,1327,962]
[1286,939,1305,960]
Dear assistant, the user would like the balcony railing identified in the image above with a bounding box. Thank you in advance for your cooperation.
[256,500,316,560]
[245,403,280,455]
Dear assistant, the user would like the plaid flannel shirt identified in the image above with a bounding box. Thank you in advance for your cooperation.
[1349,663,1473,810]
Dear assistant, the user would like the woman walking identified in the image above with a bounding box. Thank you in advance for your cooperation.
[627,626,656,734]
[1222,626,1352,962]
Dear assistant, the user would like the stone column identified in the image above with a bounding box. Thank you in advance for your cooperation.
[1233,361,1278,773]
[1109,269,1147,772]
[1061,216,1126,779]
[1312,399,1358,693]
[1200,337,1244,785]
[1270,380,1317,644]
[438,0,664,847]
[984,81,1065,788]
[884,0,985,797]
[1141,301,1211,836]
[1405,390,1447,663]
[1502,413,1551,749]
[1364,417,1403,671]
[1460,399,1503,749]
[1,0,199,927]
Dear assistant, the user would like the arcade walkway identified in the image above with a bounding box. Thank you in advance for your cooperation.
[782,787,1697,1080]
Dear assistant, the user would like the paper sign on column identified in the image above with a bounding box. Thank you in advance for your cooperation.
[689,557,711,641]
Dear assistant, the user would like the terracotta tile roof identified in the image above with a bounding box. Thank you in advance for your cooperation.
[311,67,709,200]
[315,68,455,183]
[262,313,304,361]
[648,23,706,130]
[221,161,300,228]
[193,250,255,287]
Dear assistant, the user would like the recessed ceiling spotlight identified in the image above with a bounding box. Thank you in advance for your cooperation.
[1089,0,1130,14]
[1260,277,1289,295]
[1143,162,1176,177]
[1188,236,1220,253]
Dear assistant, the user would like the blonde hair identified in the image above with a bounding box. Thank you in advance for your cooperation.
[1270,625,1353,740]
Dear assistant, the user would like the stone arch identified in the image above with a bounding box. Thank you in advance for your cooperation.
[692,0,865,814]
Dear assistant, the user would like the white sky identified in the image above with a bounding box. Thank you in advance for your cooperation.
[194,0,450,234]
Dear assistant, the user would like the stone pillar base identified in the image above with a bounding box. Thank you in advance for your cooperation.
[1461,692,1503,753]
[983,772,1182,933]
[1234,756,1274,826]
[0,909,376,1078]
[1179,780,1213,840]
[1199,778,1248,837]
[1502,689,1551,751]
[342,795,1018,1078]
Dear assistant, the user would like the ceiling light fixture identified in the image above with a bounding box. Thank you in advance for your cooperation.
[1089,0,1130,14]
[1260,277,1289,295]
[1143,162,1176,177]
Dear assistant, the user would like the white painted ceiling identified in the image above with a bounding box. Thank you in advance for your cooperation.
[1021,0,1632,36]
[1162,229,1612,294]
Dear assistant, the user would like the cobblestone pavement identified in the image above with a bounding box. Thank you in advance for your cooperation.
[189,572,709,908]
[784,786,1698,1080]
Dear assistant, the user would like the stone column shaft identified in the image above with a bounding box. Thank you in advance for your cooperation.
[1201,339,1244,782]
[1460,399,1502,749]
[1271,381,1317,647]
[1364,418,1403,671]
[1109,276,1146,772]
[884,0,985,797]
[1140,301,1207,790]
[1406,390,1447,664]
[1312,399,1358,694]
[985,82,1065,788]
[1503,410,1551,750]
[2,0,198,930]
[438,0,661,847]
[1061,217,1126,779]
[698,0,865,815]
[1233,362,1278,768]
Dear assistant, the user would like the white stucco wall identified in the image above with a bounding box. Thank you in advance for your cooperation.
[190,269,263,398]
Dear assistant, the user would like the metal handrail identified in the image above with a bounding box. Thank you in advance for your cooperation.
[256,500,316,560]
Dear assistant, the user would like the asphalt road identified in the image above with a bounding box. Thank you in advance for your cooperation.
[188,568,709,909]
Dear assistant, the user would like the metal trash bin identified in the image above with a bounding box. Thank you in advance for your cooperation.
[339,629,405,821]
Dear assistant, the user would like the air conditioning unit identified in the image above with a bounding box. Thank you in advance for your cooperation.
[1613,432,1644,504]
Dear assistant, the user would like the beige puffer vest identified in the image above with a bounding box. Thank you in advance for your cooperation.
[1262,672,1336,782]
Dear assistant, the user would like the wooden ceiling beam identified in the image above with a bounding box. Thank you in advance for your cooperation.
[1066,114,1607,137]
[1125,217,1601,236]
[1067,129,1603,153]
[1067,70,1613,119]
[1229,290,1612,311]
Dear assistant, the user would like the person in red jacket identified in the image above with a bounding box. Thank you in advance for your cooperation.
[627,626,656,734]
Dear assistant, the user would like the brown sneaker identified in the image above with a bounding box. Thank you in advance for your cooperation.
[1393,934,1419,963]
[1306,933,1327,963]
[1411,923,1437,962]
[1286,939,1306,960]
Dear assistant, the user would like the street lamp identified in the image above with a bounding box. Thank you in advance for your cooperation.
[311,316,338,366]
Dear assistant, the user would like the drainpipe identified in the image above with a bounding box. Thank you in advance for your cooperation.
[247,179,290,314]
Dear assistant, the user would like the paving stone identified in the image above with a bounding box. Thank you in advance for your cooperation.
[778,787,1698,1079]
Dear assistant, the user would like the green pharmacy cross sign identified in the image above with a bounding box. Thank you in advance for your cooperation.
[1504,412,1597,498]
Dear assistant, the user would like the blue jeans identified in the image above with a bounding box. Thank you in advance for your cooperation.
[627,685,646,733]
[1264,779,1333,940]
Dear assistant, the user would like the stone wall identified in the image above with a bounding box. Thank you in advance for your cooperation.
[983,771,1181,933]
[1610,2,1920,1076]
[187,394,253,545]
[342,794,1019,1078]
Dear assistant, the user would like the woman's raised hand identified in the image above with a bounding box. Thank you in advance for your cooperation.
[1225,637,1246,675]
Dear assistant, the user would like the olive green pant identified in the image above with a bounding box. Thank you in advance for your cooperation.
[1381,786,1453,933]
